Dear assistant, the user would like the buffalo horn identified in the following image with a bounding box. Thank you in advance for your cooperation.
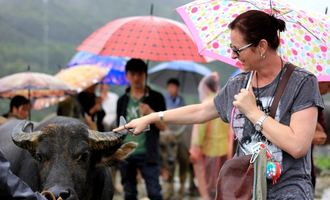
[88,115,128,150]
[88,130,127,150]
[12,121,43,152]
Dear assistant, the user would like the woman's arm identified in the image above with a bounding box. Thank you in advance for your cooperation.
[248,106,317,159]
[234,88,318,159]
[114,98,219,135]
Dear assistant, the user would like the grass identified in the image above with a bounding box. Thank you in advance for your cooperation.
[314,156,330,170]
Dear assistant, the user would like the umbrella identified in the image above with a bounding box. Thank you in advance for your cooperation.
[56,64,109,92]
[0,72,73,99]
[148,61,212,94]
[68,51,128,85]
[176,0,330,80]
[33,65,109,110]
[0,72,74,119]
[77,16,210,62]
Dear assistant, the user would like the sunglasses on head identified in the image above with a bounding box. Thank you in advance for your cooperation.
[230,43,254,56]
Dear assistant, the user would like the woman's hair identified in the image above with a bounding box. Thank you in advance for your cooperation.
[198,72,220,102]
[228,10,286,50]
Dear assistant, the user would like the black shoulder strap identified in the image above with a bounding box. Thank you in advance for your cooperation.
[269,64,295,118]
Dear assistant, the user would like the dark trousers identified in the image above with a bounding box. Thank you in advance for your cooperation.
[120,154,163,200]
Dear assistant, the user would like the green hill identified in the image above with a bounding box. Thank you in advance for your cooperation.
[0,0,236,120]
[0,0,234,76]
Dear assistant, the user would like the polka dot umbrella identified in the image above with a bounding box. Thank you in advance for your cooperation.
[177,0,330,81]
[77,16,209,63]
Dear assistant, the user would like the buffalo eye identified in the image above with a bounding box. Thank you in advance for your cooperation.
[35,153,43,162]
[76,151,89,162]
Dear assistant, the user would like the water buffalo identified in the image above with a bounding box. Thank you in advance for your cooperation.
[0,116,136,200]
[160,124,197,199]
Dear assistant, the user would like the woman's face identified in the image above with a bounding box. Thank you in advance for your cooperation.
[230,29,257,71]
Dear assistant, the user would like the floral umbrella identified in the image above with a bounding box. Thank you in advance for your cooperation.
[0,72,74,119]
[77,15,210,62]
[176,0,330,80]
[55,64,109,93]
[0,72,73,99]
[33,65,109,110]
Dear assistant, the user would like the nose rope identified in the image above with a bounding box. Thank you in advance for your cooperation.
[41,191,63,200]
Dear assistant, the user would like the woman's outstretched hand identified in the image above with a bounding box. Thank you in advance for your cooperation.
[113,116,151,135]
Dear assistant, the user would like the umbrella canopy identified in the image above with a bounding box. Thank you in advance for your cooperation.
[177,0,330,80]
[33,65,109,110]
[0,72,73,99]
[56,64,109,92]
[77,16,209,62]
[68,51,128,85]
[148,61,212,94]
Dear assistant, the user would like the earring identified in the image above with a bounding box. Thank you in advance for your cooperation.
[260,54,266,59]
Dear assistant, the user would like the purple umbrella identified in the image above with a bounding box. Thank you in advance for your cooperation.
[68,51,128,85]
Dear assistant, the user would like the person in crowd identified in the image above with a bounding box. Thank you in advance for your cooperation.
[57,84,105,131]
[0,150,47,200]
[161,77,198,199]
[115,10,323,199]
[190,72,230,200]
[116,58,166,200]
[2,95,30,120]
[56,93,84,120]
[162,77,185,198]
[0,116,7,125]
[310,81,330,190]
[78,89,105,131]
[164,78,185,109]
[98,83,119,130]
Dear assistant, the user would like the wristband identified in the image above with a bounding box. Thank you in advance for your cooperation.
[158,111,164,121]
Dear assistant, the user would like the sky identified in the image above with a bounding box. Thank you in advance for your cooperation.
[286,0,329,15]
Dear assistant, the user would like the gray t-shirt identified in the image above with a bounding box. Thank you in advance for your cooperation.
[214,63,324,199]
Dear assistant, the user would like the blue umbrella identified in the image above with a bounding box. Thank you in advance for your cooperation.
[68,51,128,85]
[148,61,212,95]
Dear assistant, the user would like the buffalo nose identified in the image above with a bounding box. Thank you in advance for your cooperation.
[168,158,174,164]
[58,189,70,199]
[47,185,72,200]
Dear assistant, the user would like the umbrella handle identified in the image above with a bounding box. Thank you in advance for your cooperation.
[246,71,254,89]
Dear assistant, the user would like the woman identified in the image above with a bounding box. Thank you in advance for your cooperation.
[115,10,323,199]
[190,72,230,200]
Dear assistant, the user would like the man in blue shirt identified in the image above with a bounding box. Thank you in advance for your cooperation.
[164,78,185,109]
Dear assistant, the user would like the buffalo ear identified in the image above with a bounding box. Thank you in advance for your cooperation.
[101,142,137,166]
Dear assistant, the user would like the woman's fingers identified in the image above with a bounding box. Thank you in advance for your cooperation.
[113,125,125,132]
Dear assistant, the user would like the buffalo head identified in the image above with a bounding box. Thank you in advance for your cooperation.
[11,116,136,200]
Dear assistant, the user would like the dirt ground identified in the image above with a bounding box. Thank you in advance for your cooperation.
[113,175,330,200]
[114,145,330,200]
